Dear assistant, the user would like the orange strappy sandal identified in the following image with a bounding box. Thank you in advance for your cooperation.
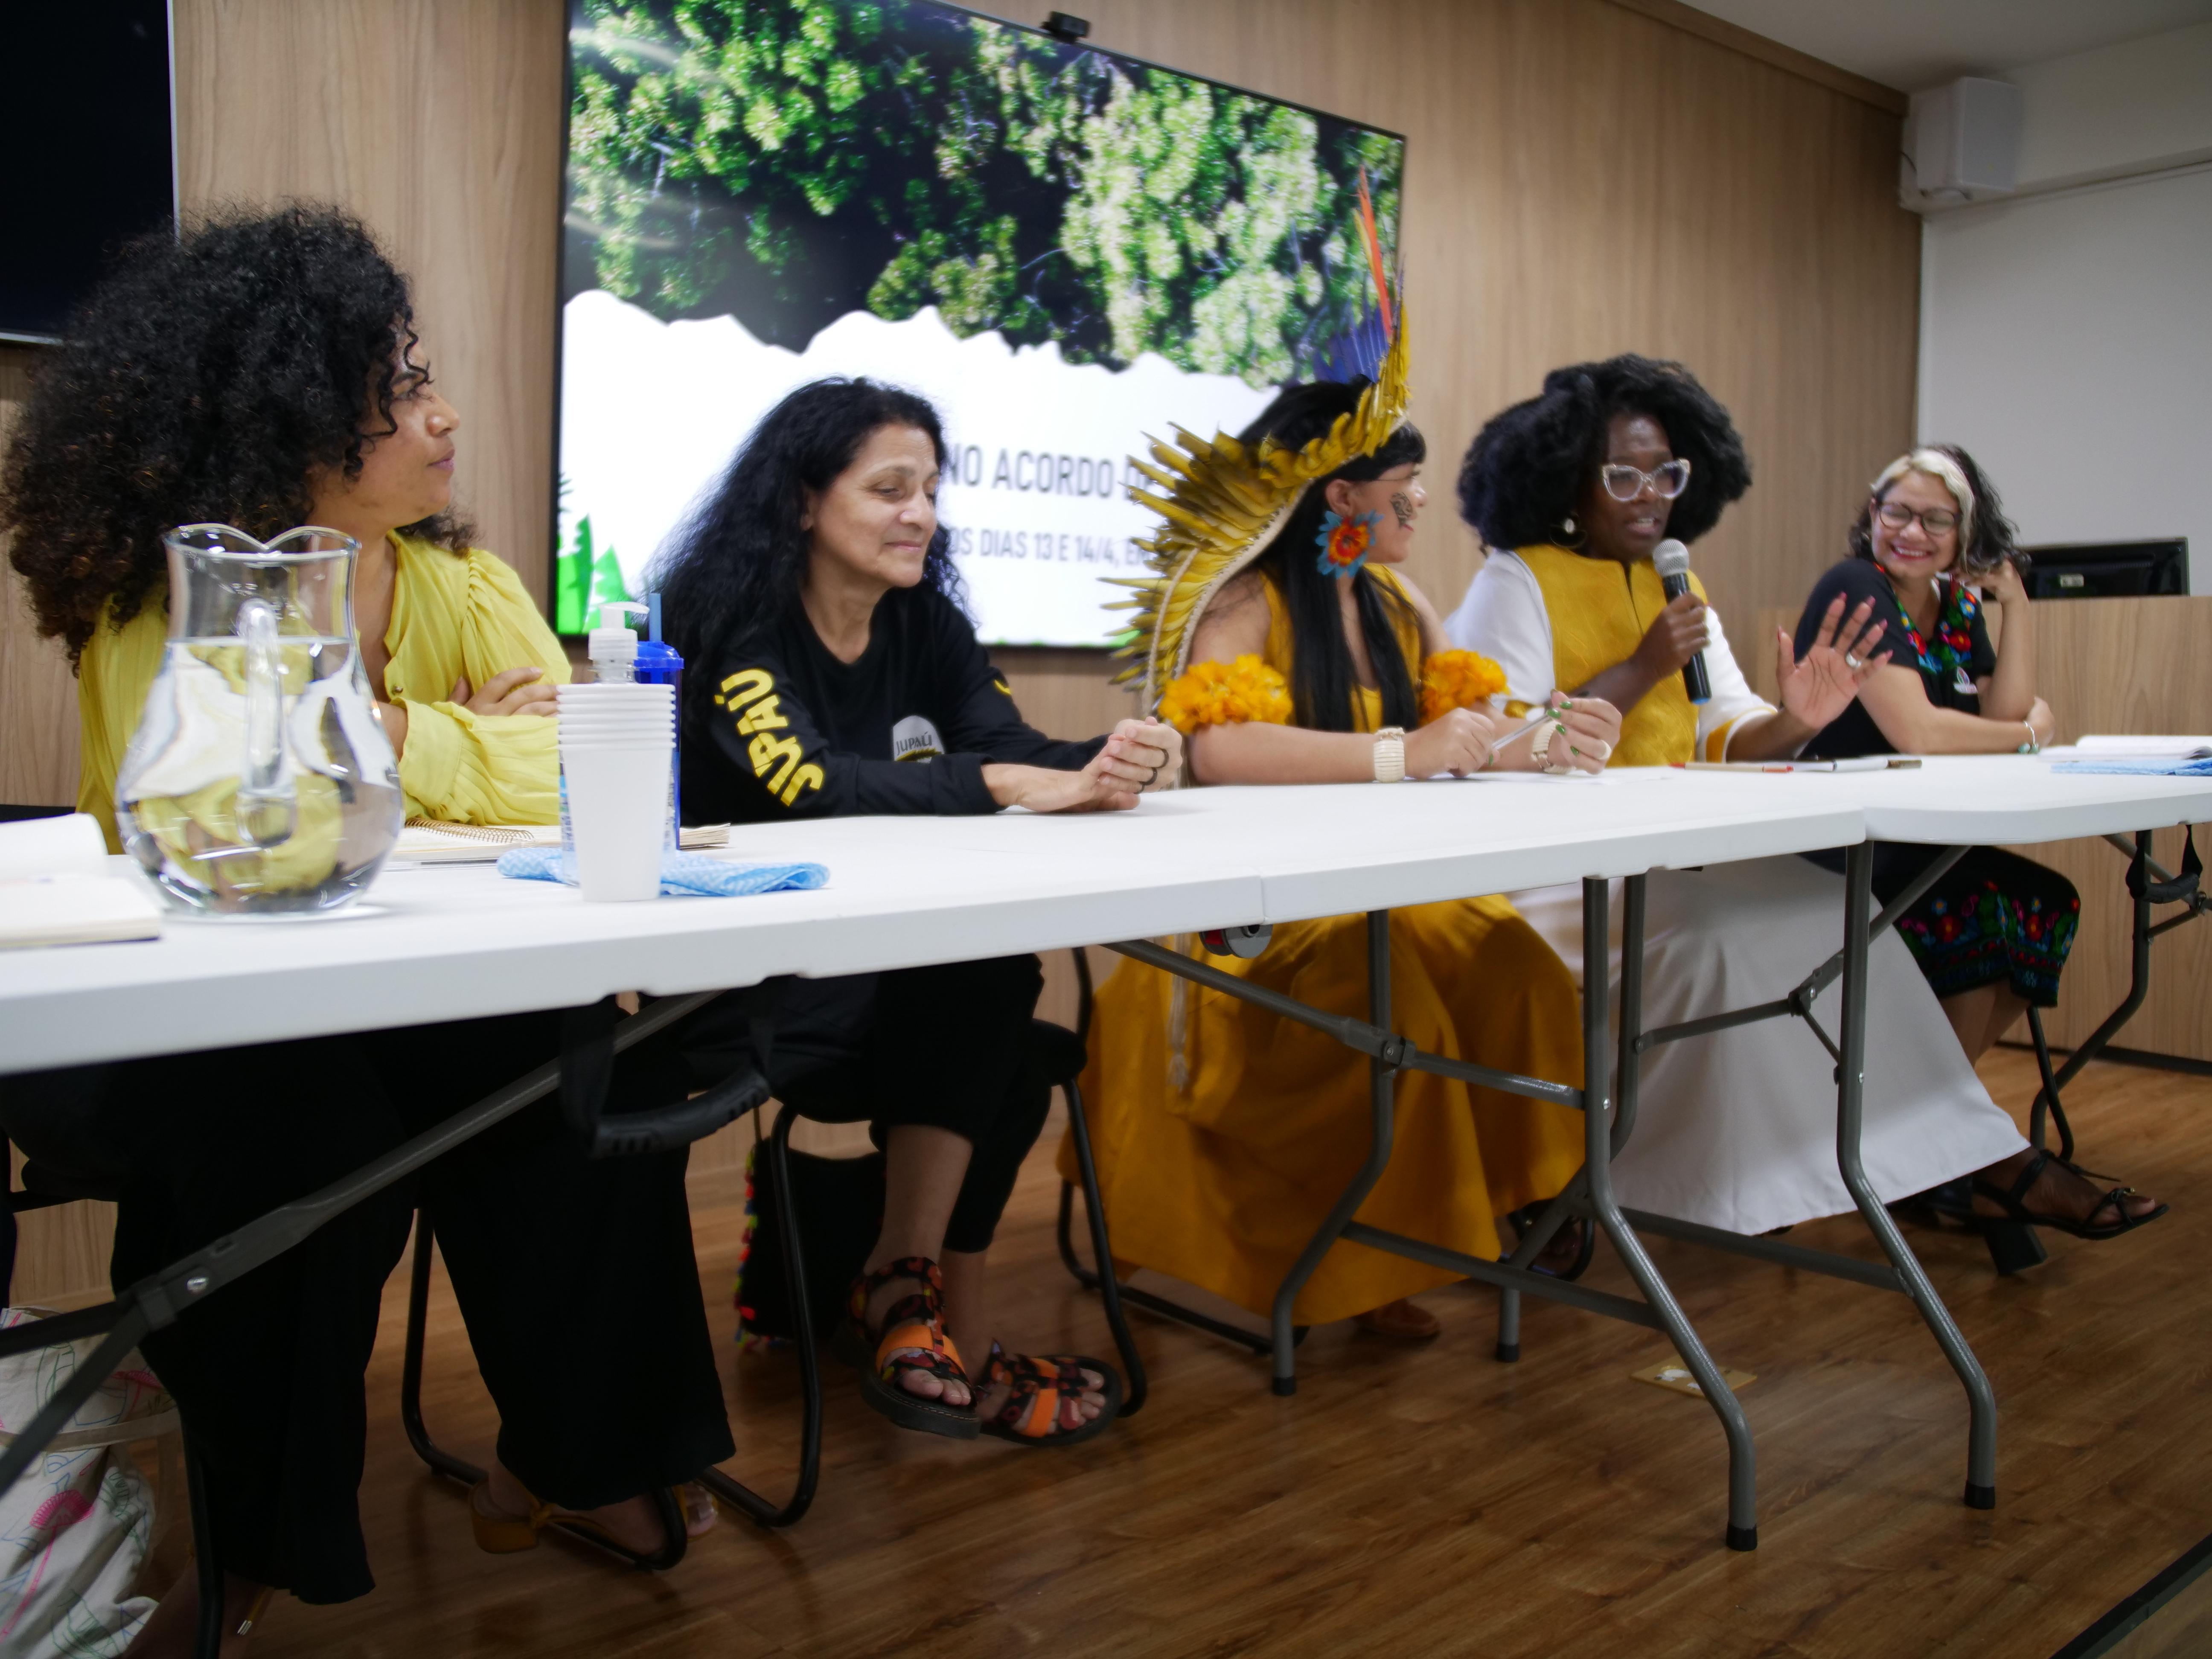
[977,1345,1123,1447]
[838,1256,981,1440]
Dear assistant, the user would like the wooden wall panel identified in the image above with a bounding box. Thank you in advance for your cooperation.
[1752,597,2211,1063]
[0,344,77,808]
[170,0,567,606]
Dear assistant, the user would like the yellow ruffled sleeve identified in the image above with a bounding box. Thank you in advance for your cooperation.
[1158,655,1292,735]
[75,598,171,852]
[1417,649,1507,725]
[386,540,570,825]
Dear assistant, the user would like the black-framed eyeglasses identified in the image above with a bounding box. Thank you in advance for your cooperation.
[1874,500,1959,536]
[1600,459,1691,501]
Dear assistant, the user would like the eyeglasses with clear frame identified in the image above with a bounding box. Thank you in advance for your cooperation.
[1600,459,1692,501]
[1873,500,1959,536]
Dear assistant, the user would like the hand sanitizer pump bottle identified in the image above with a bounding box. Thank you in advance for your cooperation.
[633,595,685,847]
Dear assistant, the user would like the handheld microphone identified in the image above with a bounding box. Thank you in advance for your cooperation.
[1652,538,1711,705]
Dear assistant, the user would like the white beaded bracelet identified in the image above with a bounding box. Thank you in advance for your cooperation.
[1372,726,1407,783]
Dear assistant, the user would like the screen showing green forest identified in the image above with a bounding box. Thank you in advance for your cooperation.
[557,0,1405,643]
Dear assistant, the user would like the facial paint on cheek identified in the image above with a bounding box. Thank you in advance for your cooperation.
[1389,491,1415,530]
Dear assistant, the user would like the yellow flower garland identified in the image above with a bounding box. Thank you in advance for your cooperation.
[1158,655,1293,736]
[1418,649,1507,725]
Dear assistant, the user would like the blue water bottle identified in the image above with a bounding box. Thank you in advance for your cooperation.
[634,593,686,847]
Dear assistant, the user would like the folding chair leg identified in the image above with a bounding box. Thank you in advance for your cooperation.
[701,1105,820,1527]
[1057,1078,1147,1415]
[184,1433,227,1659]
[399,1212,485,1487]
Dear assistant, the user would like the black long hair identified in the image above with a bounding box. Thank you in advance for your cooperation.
[1848,444,2021,579]
[1239,382,1425,732]
[1457,354,1751,553]
[651,378,964,699]
[1,203,469,665]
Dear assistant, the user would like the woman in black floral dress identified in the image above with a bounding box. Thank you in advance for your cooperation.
[1796,445,2164,1246]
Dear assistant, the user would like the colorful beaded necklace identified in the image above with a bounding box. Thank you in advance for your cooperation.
[1888,575,1979,680]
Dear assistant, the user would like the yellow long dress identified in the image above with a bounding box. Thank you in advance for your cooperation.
[1058,573,1588,1324]
[77,534,570,848]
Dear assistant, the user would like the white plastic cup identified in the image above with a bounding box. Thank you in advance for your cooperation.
[559,740,670,901]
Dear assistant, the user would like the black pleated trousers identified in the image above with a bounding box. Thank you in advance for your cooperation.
[0,1007,733,1604]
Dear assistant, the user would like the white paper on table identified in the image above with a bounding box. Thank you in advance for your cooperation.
[2043,735,2212,761]
[0,815,162,949]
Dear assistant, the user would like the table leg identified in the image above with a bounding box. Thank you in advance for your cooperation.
[1838,843,1999,1509]
[1571,877,1761,1550]
[1266,910,1400,1397]
[1493,873,1650,1362]
[2030,829,2159,1153]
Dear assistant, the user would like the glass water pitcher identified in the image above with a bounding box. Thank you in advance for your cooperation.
[114,525,403,915]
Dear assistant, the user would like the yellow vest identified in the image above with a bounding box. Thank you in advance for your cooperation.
[1515,543,1714,768]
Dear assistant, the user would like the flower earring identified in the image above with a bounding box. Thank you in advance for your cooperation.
[1316,508,1382,576]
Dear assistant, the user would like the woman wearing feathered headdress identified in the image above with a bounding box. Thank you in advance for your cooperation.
[1058,314,1624,1336]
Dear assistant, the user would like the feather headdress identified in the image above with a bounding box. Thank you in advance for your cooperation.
[1110,173,1410,707]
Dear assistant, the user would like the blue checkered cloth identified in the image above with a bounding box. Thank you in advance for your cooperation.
[497,846,827,896]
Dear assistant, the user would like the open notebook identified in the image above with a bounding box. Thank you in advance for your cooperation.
[2042,735,2212,761]
[0,815,163,949]
[393,818,733,865]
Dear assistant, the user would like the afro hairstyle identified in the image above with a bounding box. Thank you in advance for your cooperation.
[2,203,467,665]
[1457,354,1752,552]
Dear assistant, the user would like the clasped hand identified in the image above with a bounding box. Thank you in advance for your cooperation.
[987,719,1185,814]
[1407,694,1621,777]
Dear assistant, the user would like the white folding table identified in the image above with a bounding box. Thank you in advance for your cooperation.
[1,765,2198,1561]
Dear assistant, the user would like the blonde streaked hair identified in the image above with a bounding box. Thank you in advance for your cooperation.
[1851,444,2018,578]
[1869,448,1977,547]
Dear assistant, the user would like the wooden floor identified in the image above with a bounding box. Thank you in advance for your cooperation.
[230,1048,2210,1659]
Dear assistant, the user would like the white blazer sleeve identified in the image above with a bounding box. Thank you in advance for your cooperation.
[1694,605,1776,759]
[1443,553,1557,708]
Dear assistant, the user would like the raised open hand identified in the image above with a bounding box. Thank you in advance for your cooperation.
[1775,594,1889,732]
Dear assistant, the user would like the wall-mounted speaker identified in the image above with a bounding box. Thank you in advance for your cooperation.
[1903,78,2023,210]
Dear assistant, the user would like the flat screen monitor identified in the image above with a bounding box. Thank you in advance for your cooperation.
[2023,539,2189,600]
[0,4,177,344]
[556,0,1406,644]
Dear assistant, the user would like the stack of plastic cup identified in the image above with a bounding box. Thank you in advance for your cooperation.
[556,681,674,901]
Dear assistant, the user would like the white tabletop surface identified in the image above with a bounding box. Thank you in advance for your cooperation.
[0,779,1850,1073]
[2,758,2201,1073]
[1816,755,2212,846]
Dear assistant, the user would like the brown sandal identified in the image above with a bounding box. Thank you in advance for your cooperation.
[977,1344,1122,1447]
[838,1257,980,1441]
[1353,1298,1441,1341]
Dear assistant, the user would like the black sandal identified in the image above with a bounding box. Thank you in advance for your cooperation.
[976,1344,1123,1447]
[837,1257,980,1441]
[1901,1152,2168,1274]
[1506,1204,1595,1282]
[1970,1149,2168,1240]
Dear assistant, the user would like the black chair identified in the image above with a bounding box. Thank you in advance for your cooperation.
[401,952,1145,1534]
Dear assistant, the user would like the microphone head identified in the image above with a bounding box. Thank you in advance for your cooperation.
[1652,538,1691,577]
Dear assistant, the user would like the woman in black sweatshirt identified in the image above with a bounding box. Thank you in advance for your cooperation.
[656,378,1181,1446]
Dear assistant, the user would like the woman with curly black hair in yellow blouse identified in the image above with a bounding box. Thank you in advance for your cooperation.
[1,207,729,1650]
